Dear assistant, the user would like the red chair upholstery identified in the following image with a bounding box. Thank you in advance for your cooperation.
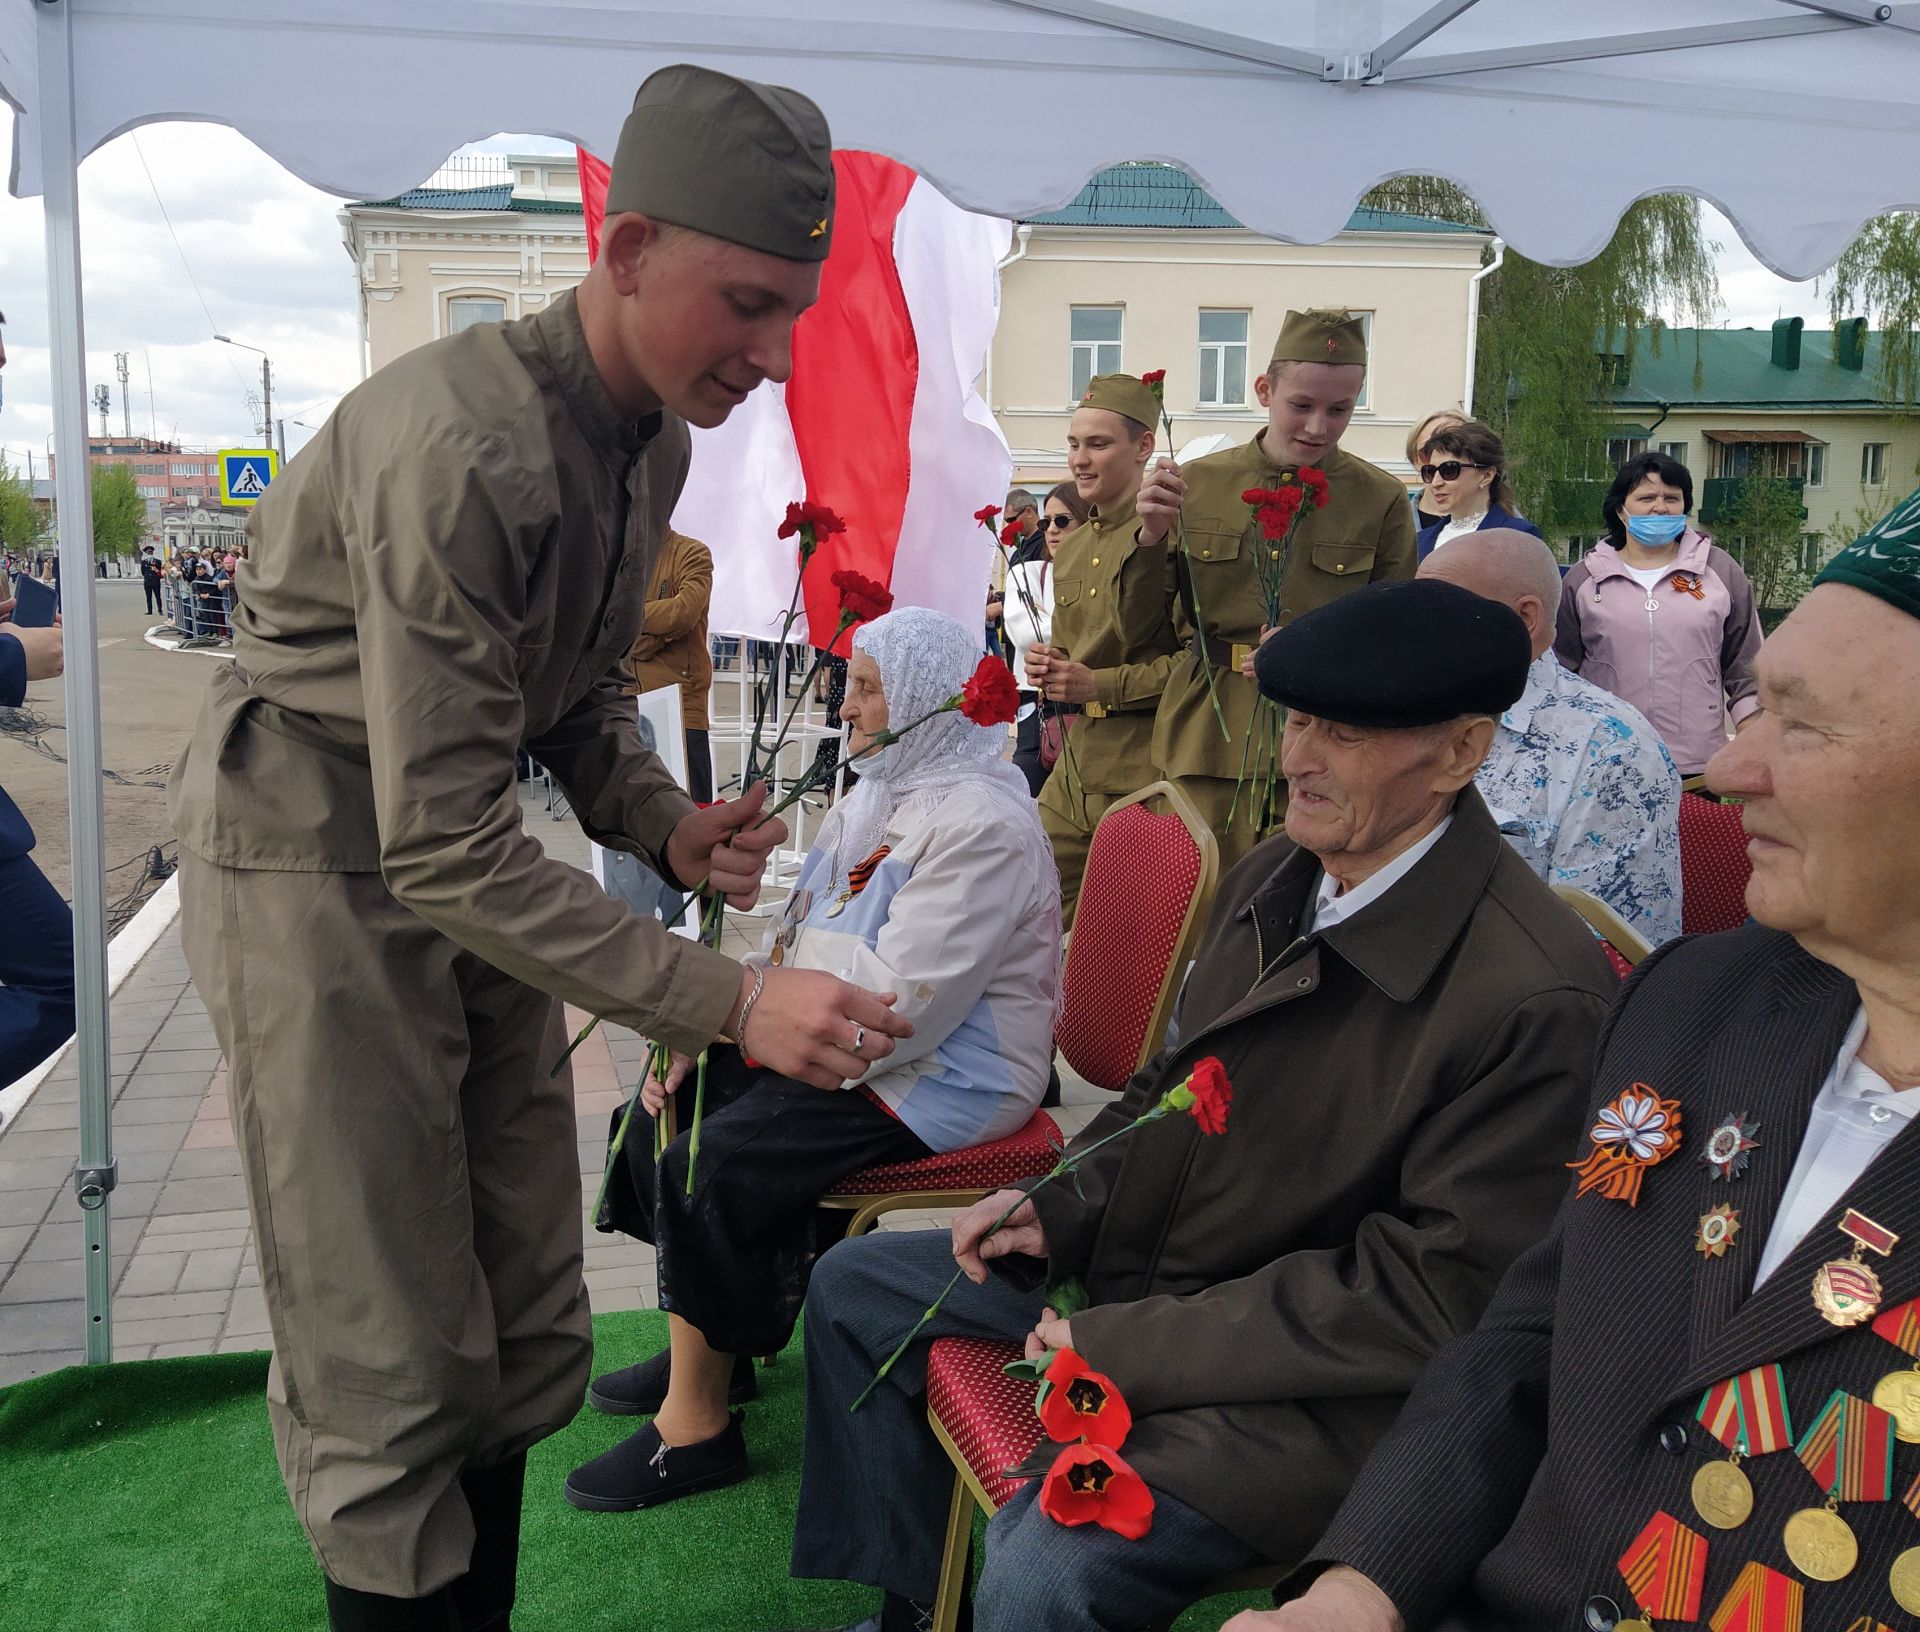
[1679,793,1752,936]
[1057,782,1218,1092]
[822,1111,1061,1203]
[1600,942,1635,981]
[927,1337,1039,1510]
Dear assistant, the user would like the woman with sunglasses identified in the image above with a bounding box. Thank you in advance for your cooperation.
[1005,481,1089,795]
[1414,419,1542,562]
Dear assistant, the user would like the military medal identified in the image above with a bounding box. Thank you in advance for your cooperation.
[1693,1365,1793,1530]
[1613,1511,1709,1629]
[1568,1084,1684,1207]
[1843,1620,1896,1632]
[1701,1113,1760,1181]
[1698,1205,1742,1259]
[825,846,892,918]
[1891,1547,1920,1615]
[1707,1561,1802,1632]
[1782,1389,1895,1582]
[1812,1209,1899,1327]
[1867,1296,1920,1441]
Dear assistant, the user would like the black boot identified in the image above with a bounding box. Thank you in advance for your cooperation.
[323,1578,458,1631]
[450,1452,526,1632]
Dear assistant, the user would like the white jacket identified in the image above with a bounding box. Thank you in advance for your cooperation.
[1001,558,1056,695]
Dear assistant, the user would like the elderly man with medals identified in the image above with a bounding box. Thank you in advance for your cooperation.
[1137,310,1417,874]
[1230,489,1920,1632]
[1025,371,1179,925]
[168,65,917,1632]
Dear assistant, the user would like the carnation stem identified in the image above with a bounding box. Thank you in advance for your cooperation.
[850,1101,1176,1413]
[593,1039,671,1224]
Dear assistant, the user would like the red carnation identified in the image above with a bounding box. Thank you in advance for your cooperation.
[959,655,1022,727]
[1186,1056,1233,1135]
[974,504,1002,529]
[830,568,893,626]
[1140,368,1167,397]
[999,520,1024,553]
[1037,1350,1133,1449]
[1299,466,1331,507]
[1242,486,1304,541]
[778,499,848,542]
[1037,1443,1155,1540]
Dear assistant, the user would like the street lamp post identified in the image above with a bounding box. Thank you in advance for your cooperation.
[214,334,276,457]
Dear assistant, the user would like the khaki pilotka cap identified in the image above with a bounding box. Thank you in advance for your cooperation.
[1270,308,1369,367]
[606,63,835,262]
[1080,373,1162,431]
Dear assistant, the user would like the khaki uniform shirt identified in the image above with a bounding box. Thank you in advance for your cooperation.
[623,529,714,731]
[168,291,739,1055]
[1048,492,1182,795]
[1147,435,1418,781]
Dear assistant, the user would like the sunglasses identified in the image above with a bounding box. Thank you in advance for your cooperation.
[1420,460,1490,483]
[1045,514,1076,529]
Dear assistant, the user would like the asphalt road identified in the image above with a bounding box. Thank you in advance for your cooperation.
[1,575,215,906]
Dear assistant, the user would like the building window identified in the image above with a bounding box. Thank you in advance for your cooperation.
[1712,440,1811,481]
[133,462,165,475]
[1806,443,1827,488]
[1605,437,1649,470]
[1863,442,1889,486]
[1197,310,1249,408]
[1658,441,1687,467]
[448,296,508,335]
[1069,307,1123,401]
[1347,311,1374,411]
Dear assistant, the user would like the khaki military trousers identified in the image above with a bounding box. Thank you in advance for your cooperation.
[178,852,592,1598]
[1173,773,1283,878]
[1037,750,1130,929]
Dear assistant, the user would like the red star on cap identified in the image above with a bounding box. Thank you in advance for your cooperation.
[1325,337,1338,354]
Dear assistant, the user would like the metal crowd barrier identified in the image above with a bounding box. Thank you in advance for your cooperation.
[159,575,234,644]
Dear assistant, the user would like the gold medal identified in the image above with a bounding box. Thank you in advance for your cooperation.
[1783,1502,1858,1581]
[1614,1622,1654,1632]
[1871,1368,1920,1442]
[1691,1457,1754,1529]
[1891,1545,1920,1613]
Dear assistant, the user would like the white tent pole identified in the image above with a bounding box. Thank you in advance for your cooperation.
[37,0,117,1366]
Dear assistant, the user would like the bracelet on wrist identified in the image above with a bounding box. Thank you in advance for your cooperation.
[731,965,766,1050]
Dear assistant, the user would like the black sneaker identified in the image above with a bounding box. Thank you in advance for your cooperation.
[563,1411,748,1512]
[587,1347,758,1416]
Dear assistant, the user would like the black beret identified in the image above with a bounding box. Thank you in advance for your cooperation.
[1253,578,1531,728]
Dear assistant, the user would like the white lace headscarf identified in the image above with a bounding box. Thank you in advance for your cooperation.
[817,609,1059,955]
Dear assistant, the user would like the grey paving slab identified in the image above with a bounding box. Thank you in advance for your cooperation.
[111,1094,207,1126]
[0,1348,82,1385]
[168,1146,245,1180]
[0,1259,87,1304]
[145,1207,251,1237]
[0,1297,87,1350]
[6,1099,79,1133]
[133,1225,248,1254]
[112,1289,236,1322]
[119,1070,220,1100]
[110,1312,223,1347]
[224,1287,272,1337]
[113,1150,179,1185]
[177,1247,244,1294]
[155,1175,250,1215]
[0,1225,32,1263]
[46,1179,162,1225]
[0,1186,56,1227]
[116,1251,185,1298]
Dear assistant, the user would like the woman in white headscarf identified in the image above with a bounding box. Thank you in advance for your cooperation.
[569,607,1060,1513]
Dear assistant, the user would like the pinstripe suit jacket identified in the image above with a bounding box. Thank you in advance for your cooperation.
[1305,923,1920,1630]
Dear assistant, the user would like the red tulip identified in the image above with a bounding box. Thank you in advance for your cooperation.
[1037,1350,1133,1449]
[959,656,1021,727]
[1037,1443,1155,1540]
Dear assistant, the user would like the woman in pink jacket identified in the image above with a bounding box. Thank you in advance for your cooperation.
[1555,450,1763,776]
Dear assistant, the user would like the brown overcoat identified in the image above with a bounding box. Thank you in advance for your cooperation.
[1028,788,1616,1565]
[623,527,714,731]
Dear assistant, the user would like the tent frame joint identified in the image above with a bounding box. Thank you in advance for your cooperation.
[74,1158,119,1210]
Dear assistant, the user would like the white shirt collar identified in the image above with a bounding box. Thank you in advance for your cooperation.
[1309,814,1454,935]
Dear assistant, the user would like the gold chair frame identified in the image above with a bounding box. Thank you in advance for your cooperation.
[1552,884,1653,967]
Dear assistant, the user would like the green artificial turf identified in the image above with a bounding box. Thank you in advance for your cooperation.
[0,1311,1262,1630]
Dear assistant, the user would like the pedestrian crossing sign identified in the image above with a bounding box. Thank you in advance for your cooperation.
[219,448,279,506]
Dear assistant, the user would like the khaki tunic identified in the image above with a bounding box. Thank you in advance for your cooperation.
[167,291,736,1597]
[1035,491,1181,921]
[623,527,715,732]
[1145,435,1416,856]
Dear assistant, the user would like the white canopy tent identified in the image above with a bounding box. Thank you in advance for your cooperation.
[4,0,1919,1359]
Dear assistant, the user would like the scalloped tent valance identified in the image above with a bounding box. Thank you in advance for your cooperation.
[5,0,1920,281]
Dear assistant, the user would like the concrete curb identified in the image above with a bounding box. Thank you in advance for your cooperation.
[0,870,183,1128]
[140,624,235,660]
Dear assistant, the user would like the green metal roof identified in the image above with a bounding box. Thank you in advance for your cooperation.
[1611,326,1904,411]
[1024,163,1482,235]
[353,184,581,214]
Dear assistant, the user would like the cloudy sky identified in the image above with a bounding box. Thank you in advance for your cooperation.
[0,110,1835,480]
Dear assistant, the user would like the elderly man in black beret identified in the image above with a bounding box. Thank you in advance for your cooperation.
[786,578,1618,1632]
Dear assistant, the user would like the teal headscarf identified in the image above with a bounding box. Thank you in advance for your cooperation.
[1815,482,1920,621]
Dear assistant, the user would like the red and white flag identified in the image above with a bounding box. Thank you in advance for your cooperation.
[579,147,1010,647]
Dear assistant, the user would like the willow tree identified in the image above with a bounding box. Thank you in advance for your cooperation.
[1830,211,1920,413]
[1361,181,1719,531]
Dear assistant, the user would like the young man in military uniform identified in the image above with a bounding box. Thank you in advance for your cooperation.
[1231,501,1920,1632]
[1140,310,1417,872]
[169,66,912,1632]
[1026,373,1180,923]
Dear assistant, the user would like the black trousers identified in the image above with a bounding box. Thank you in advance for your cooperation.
[1012,707,1046,797]
[600,1045,929,1356]
[143,582,163,614]
[684,728,713,805]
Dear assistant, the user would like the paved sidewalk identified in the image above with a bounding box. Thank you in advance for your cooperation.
[0,789,1099,1386]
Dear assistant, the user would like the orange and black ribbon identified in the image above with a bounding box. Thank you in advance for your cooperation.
[1671,571,1707,600]
[1618,1511,1708,1622]
[1698,1365,1793,1456]
[846,845,892,900]
[1872,1295,1920,1357]
[1794,1389,1894,1502]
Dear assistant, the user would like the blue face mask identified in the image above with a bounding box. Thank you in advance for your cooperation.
[1625,513,1686,546]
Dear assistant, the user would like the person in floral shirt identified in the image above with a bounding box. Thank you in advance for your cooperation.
[1421,529,1682,945]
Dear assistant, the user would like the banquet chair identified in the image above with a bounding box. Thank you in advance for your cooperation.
[1553,885,1652,978]
[1678,792,1753,936]
[816,780,1220,1237]
[923,1337,1280,1632]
